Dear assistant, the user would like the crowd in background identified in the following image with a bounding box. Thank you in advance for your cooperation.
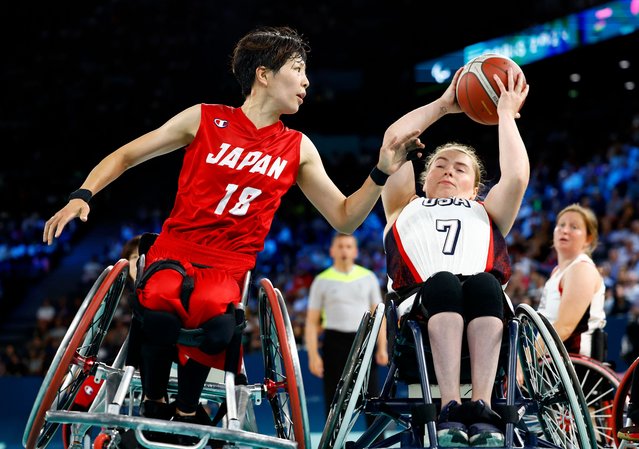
[2,111,639,376]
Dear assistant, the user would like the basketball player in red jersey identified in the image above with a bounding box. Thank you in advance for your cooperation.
[42,26,421,442]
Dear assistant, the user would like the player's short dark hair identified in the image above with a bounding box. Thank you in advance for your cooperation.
[231,26,310,98]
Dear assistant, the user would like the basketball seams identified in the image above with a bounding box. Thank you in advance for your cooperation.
[456,54,524,126]
[457,72,491,125]
[480,61,508,106]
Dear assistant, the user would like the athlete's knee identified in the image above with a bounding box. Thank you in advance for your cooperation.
[197,303,244,355]
[462,272,504,321]
[140,303,244,355]
[142,309,182,345]
[422,271,463,316]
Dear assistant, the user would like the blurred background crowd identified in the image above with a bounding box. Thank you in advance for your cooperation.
[2,0,639,376]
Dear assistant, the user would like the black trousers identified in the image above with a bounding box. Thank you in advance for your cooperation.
[322,329,379,427]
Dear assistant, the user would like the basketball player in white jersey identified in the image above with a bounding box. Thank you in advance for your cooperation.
[380,66,529,447]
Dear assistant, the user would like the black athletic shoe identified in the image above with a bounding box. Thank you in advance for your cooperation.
[457,399,503,427]
[437,401,469,447]
[171,405,214,445]
[140,400,175,442]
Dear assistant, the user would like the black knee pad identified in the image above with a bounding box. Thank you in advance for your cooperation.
[142,310,182,345]
[196,303,245,355]
[421,271,463,316]
[462,272,504,321]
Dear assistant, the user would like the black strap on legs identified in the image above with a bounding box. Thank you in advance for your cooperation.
[135,259,195,312]
[224,305,246,375]
[210,304,247,427]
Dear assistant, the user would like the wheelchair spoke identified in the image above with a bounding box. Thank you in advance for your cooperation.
[517,304,597,449]
[318,304,383,449]
[571,355,619,448]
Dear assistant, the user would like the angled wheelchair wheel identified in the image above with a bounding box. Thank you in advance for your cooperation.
[317,302,384,449]
[258,278,311,449]
[516,303,598,449]
[613,357,639,447]
[570,354,620,449]
[23,259,128,449]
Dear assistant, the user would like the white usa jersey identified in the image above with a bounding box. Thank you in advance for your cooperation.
[384,197,512,293]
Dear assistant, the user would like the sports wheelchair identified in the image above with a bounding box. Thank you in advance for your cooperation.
[22,257,311,449]
[316,297,602,449]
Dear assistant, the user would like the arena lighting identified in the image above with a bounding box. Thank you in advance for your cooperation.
[415,0,639,83]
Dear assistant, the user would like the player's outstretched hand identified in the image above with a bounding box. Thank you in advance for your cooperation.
[43,199,90,245]
[378,128,425,175]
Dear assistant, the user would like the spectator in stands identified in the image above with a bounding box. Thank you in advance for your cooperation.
[35,297,56,326]
[81,254,103,286]
[1,344,27,376]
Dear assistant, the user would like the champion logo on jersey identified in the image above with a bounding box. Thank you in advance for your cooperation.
[214,118,229,128]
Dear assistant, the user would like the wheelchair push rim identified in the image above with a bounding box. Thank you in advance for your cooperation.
[258,278,311,449]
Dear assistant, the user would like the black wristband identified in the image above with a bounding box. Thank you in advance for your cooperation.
[68,188,93,203]
[369,166,390,186]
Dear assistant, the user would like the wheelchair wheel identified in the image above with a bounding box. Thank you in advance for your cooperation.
[570,354,620,449]
[317,303,384,449]
[23,259,128,449]
[613,357,639,447]
[258,278,311,449]
[516,303,598,449]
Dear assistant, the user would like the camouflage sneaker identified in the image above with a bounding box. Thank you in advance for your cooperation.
[437,421,469,447]
[468,422,504,447]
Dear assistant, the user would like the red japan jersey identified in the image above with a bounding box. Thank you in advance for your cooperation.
[161,104,301,258]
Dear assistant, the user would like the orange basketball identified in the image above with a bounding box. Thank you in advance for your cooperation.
[455,54,525,125]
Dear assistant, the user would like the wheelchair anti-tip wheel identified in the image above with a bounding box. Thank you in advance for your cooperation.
[258,278,311,449]
[570,354,620,449]
[23,259,128,449]
[317,302,384,449]
[517,303,598,449]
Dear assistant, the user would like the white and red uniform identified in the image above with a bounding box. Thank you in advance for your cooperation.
[139,104,301,368]
[385,197,511,314]
[537,253,606,357]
